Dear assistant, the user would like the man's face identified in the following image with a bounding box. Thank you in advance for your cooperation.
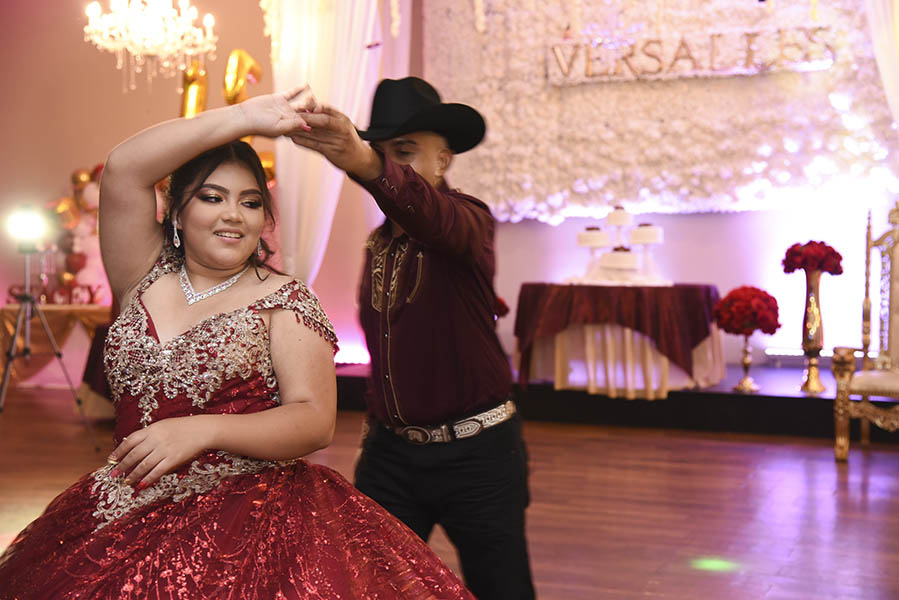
[373,131,452,187]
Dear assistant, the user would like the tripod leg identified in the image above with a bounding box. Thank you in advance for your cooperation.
[32,302,101,452]
[0,302,28,413]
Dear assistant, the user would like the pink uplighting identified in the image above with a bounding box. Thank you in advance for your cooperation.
[334,343,371,365]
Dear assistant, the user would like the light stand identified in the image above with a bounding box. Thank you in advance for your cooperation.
[0,209,99,451]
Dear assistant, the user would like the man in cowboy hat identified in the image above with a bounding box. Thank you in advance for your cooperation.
[291,77,535,599]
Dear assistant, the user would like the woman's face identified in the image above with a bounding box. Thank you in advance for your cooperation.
[176,160,265,271]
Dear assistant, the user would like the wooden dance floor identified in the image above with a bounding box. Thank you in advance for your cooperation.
[2,388,899,599]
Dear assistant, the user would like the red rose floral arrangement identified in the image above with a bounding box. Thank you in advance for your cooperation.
[713,286,781,336]
[714,286,781,393]
[782,240,842,394]
[782,241,842,275]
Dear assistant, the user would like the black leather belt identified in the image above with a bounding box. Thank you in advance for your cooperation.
[386,399,517,444]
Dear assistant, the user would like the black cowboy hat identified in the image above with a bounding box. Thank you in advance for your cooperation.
[357,77,485,154]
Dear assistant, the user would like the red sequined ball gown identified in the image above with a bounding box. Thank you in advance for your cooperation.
[0,249,473,600]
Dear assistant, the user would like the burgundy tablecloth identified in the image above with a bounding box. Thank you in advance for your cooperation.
[514,283,720,385]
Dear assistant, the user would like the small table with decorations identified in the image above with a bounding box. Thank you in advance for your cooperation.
[514,282,725,400]
[0,303,113,416]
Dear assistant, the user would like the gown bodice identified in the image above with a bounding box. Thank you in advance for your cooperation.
[105,248,338,439]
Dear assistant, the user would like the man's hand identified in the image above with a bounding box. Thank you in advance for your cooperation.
[290,106,383,180]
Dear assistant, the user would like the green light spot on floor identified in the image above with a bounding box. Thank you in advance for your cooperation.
[690,557,741,572]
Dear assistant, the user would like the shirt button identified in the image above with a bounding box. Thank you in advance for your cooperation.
[384,333,388,338]
[385,374,389,380]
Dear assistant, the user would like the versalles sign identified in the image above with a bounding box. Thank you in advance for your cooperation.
[548,26,837,84]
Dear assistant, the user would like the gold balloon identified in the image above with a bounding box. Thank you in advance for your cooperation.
[223,49,262,105]
[180,60,208,119]
[51,196,81,230]
[259,151,276,183]
[71,168,92,193]
[60,272,76,286]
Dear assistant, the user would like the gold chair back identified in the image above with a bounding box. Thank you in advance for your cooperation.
[866,205,899,370]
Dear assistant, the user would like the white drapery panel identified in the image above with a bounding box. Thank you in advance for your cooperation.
[273,0,380,283]
[865,0,899,125]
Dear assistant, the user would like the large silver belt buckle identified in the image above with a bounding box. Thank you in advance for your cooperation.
[399,426,432,444]
[453,419,483,439]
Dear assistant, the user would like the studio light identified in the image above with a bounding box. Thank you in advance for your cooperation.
[0,205,98,448]
[6,206,47,250]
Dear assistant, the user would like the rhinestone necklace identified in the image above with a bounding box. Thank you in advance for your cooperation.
[179,264,249,305]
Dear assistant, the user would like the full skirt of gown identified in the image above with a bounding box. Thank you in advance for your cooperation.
[0,250,472,599]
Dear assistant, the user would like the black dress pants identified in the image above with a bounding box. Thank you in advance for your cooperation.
[354,414,535,600]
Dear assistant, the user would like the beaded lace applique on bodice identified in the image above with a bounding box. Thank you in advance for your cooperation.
[104,248,337,428]
[93,249,338,529]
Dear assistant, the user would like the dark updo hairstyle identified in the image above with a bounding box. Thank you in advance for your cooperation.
[162,141,281,278]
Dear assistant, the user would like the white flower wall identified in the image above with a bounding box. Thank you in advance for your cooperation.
[424,0,899,223]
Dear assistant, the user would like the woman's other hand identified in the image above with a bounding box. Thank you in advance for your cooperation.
[108,416,214,491]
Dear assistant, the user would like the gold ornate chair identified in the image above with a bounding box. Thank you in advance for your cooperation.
[832,206,899,461]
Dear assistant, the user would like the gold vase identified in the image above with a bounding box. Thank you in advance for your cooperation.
[800,269,826,395]
[734,335,760,393]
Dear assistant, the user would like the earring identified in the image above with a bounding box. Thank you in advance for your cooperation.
[172,221,181,249]
[257,239,263,258]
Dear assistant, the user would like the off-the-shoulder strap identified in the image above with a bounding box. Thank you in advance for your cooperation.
[252,280,339,354]
[126,246,182,304]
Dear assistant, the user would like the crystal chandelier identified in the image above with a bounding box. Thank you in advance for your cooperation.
[84,0,217,92]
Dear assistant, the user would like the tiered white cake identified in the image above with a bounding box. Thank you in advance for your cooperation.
[599,247,639,271]
[570,207,671,286]
[606,206,633,228]
[629,223,663,245]
[576,226,610,248]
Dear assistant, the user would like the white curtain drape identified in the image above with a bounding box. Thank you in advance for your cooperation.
[273,0,381,283]
[866,0,899,125]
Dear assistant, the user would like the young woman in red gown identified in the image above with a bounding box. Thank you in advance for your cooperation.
[0,87,473,599]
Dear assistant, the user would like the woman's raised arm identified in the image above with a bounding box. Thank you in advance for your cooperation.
[99,86,314,301]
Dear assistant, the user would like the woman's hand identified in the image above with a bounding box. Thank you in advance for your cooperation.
[237,85,318,138]
[108,416,215,490]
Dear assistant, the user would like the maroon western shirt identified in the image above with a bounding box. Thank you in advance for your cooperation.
[354,155,512,427]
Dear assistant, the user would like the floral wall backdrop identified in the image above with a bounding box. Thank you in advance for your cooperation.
[424,0,899,223]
